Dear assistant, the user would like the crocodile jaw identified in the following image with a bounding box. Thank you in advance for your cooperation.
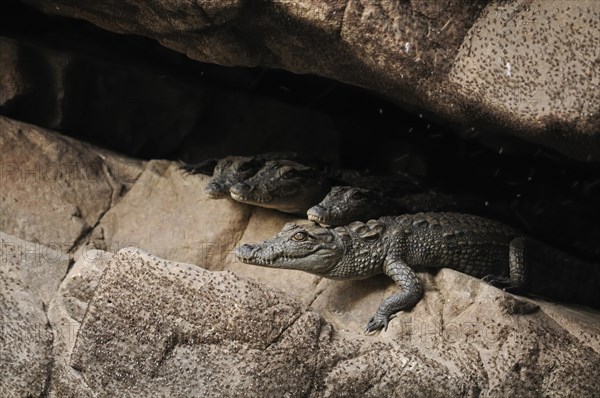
[234,223,344,275]
[230,191,273,205]
[235,243,321,268]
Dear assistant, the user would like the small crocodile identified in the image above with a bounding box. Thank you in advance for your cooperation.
[307,186,478,226]
[235,213,600,332]
[182,156,266,199]
[182,153,320,199]
[229,160,332,214]
[229,163,427,215]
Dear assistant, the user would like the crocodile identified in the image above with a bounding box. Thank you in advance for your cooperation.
[182,153,321,199]
[235,213,600,332]
[229,163,427,215]
[229,160,332,214]
[307,186,480,226]
[182,156,266,199]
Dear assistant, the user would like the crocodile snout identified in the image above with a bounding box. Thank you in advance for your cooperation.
[230,182,253,196]
[205,181,227,199]
[235,244,279,266]
[235,244,257,260]
[307,205,331,226]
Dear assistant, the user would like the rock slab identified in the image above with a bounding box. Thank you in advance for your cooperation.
[47,247,600,397]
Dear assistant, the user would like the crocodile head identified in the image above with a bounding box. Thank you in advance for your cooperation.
[235,221,344,275]
[229,160,330,214]
[205,156,265,199]
[307,186,396,226]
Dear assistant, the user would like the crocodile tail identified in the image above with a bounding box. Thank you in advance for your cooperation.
[527,241,600,309]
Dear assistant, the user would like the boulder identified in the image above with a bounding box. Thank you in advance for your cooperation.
[96,161,254,267]
[0,115,143,249]
[0,231,69,397]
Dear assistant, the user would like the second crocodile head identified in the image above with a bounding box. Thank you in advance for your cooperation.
[229,160,331,214]
[307,186,401,226]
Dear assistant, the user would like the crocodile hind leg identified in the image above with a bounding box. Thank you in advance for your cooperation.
[483,237,528,293]
[365,259,423,333]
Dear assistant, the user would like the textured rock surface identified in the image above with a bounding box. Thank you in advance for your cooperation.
[96,161,254,267]
[43,247,600,397]
[0,231,69,397]
[0,115,143,249]
[1,113,599,395]
[22,0,600,160]
[46,249,112,398]
[448,0,600,159]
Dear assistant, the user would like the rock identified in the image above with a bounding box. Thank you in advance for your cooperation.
[0,231,69,397]
[96,161,253,267]
[0,37,65,128]
[22,0,600,160]
[0,115,143,249]
[447,0,600,160]
[0,231,70,306]
[57,247,467,397]
[67,247,330,397]
[0,39,26,106]
[46,249,113,398]
[46,246,600,397]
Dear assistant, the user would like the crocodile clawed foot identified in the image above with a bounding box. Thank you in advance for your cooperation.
[364,313,396,334]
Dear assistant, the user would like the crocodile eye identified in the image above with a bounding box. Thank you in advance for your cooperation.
[291,231,307,241]
[350,191,367,200]
[282,169,299,179]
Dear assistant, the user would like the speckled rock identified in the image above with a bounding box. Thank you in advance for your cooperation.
[22,0,600,160]
[0,231,69,397]
[0,116,143,249]
[46,249,113,398]
[48,247,600,397]
[59,247,470,397]
[448,0,600,160]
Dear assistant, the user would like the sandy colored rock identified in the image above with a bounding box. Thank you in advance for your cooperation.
[448,0,600,159]
[0,116,143,249]
[44,246,600,397]
[69,247,323,397]
[0,231,70,306]
[22,0,600,160]
[46,249,114,398]
[96,161,253,266]
[0,232,70,397]
[62,248,472,397]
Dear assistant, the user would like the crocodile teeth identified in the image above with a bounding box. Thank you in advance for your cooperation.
[230,192,273,204]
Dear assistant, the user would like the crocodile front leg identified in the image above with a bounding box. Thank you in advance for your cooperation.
[366,258,423,333]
